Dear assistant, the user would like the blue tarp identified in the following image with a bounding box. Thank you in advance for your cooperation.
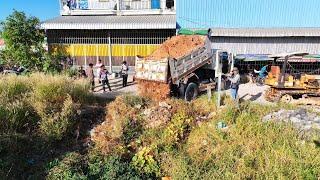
[235,54,273,62]
[79,0,88,9]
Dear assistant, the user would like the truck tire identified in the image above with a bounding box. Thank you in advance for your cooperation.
[179,84,186,98]
[185,83,199,101]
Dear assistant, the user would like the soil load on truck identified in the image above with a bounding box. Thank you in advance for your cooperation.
[146,35,205,60]
[135,35,209,101]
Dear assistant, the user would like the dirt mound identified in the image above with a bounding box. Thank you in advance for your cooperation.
[143,102,172,129]
[137,79,170,101]
[146,35,205,60]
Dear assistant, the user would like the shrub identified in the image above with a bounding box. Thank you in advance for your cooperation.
[91,95,146,155]
[122,95,150,108]
[29,73,88,140]
[46,152,87,180]
[192,94,218,116]
[0,75,31,101]
[0,75,37,133]
[63,67,78,78]
[0,99,37,133]
[162,112,194,146]
[38,95,77,141]
[88,153,140,180]
[131,146,160,178]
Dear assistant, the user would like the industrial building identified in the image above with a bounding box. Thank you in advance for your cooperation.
[42,0,176,68]
[42,0,320,70]
[177,0,320,55]
[175,0,320,74]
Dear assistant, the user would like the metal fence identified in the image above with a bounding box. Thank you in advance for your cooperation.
[47,29,173,45]
[47,29,175,67]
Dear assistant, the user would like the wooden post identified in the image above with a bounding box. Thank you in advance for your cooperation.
[217,72,222,107]
[207,85,212,101]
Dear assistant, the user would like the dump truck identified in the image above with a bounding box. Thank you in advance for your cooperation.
[135,34,233,101]
[265,52,320,104]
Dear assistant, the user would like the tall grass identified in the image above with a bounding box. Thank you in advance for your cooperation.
[161,101,320,179]
[0,73,90,139]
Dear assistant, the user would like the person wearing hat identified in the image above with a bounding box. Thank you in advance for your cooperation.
[227,67,241,101]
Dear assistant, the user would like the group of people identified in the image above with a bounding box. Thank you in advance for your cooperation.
[79,59,129,93]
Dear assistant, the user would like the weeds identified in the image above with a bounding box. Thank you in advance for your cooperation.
[1,76,320,179]
[0,73,92,178]
[90,94,320,179]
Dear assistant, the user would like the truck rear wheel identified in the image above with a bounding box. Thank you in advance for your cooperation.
[185,83,199,101]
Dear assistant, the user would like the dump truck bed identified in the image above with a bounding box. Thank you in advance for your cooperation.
[169,37,212,85]
[135,35,212,84]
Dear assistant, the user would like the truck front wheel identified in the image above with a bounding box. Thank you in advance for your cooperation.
[185,83,199,101]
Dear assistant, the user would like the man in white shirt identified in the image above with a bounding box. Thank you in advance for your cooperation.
[95,59,103,82]
[121,61,129,87]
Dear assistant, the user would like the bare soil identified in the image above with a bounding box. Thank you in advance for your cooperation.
[146,35,205,60]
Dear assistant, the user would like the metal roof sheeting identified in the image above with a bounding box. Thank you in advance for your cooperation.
[177,0,320,28]
[211,28,320,37]
[41,15,176,30]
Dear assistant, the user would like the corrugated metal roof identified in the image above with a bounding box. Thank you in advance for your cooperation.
[41,15,176,30]
[211,28,320,37]
[177,0,320,28]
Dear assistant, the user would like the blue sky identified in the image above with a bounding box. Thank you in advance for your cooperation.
[1,0,320,28]
[0,0,59,21]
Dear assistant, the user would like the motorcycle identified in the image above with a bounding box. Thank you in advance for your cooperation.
[254,69,267,86]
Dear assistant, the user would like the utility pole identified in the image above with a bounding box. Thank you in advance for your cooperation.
[108,33,113,72]
[216,52,222,108]
[117,0,120,15]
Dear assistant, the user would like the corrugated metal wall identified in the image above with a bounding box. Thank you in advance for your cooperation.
[211,37,320,54]
[177,0,320,28]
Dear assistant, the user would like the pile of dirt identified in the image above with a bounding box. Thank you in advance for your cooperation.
[142,102,172,129]
[137,79,170,101]
[146,35,205,60]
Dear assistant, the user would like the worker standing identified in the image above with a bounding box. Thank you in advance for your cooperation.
[100,65,112,92]
[86,63,95,92]
[227,67,241,101]
[121,61,129,87]
[95,59,103,83]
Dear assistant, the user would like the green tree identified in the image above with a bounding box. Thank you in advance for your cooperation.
[1,10,45,70]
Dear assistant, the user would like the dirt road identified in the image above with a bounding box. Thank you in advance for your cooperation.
[94,76,271,104]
